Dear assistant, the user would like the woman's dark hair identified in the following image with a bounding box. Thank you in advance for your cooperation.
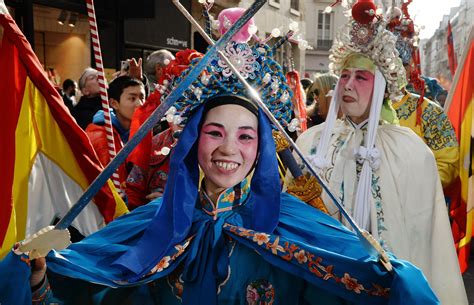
[203,95,258,118]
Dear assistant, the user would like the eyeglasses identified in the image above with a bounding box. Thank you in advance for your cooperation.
[85,74,98,81]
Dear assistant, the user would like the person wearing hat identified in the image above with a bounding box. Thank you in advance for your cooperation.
[386,5,459,189]
[1,7,441,305]
[293,1,467,304]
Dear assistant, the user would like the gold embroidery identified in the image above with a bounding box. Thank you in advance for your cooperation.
[286,174,328,213]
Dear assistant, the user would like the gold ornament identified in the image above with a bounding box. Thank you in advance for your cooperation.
[272,130,290,152]
[286,174,328,214]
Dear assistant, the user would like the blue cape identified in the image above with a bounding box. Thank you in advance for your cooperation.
[0,104,439,305]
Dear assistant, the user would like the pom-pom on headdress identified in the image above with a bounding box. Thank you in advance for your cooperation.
[217,7,255,43]
[329,0,407,100]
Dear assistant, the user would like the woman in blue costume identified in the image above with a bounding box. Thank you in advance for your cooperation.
[1,36,438,305]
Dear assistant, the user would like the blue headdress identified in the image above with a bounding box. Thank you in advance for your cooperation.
[162,41,293,128]
[113,40,294,281]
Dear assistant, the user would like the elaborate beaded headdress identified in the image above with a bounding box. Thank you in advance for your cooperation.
[386,4,418,66]
[329,0,407,100]
[158,7,308,131]
[385,0,426,125]
[163,41,293,128]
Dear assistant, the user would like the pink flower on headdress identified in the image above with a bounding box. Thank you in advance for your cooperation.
[218,8,255,43]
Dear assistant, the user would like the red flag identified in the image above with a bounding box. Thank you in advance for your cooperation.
[447,21,458,77]
[0,12,128,257]
[445,30,474,272]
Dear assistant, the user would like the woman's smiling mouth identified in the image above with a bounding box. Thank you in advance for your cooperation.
[214,161,240,171]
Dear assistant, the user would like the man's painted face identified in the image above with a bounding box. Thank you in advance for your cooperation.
[198,104,258,196]
[338,68,375,124]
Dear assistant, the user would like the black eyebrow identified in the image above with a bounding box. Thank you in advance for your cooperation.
[203,123,256,131]
[204,122,224,128]
[239,126,257,131]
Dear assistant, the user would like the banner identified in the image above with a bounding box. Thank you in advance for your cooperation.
[0,12,128,258]
[445,28,474,272]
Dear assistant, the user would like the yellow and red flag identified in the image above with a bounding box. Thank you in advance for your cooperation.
[0,12,128,258]
[445,29,474,272]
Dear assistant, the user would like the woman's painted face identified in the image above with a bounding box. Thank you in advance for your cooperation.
[338,68,375,124]
[198,104,259,196]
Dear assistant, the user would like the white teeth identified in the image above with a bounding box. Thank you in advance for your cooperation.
[215,161,239,171]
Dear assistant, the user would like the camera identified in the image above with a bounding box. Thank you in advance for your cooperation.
[120,60,130,74]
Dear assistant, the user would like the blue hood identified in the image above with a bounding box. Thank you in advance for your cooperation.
[93,110,130,143]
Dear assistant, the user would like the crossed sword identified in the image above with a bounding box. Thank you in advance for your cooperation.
[19,0,392,273]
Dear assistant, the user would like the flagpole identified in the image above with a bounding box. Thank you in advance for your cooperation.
[444,25,474,112]
[85,0,122,193]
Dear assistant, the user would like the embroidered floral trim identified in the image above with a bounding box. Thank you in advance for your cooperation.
[126,165,145,185]
[246,279,275,305]
[167,264,185,301]
[200,177,251,219]
[224,224,390,298]
[253,233,270,245]
[220,177,251,204]
[371,174,389,251]
[147,235,194,276]
[341,273,364,294]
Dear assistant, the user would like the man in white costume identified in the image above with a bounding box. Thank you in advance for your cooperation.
[292,0,467,304]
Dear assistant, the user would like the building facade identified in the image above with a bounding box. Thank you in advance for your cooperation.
[304,0,345,78]
[4,0,192,85]
[240,0,306,72]
[421,0,474,85]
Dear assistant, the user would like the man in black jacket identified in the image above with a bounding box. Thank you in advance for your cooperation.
[72,68,102,130]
